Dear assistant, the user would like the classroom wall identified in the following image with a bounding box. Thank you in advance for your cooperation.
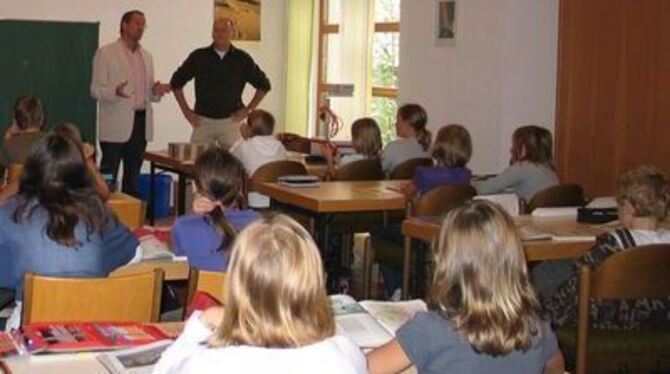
[0,0,287,152]
[399,0,558,173]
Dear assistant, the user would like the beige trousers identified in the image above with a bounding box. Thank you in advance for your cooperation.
[190,116,241,149]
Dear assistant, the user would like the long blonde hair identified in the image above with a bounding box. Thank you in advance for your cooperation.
[209,214,335,348]
[429,200,543,356]
[351,117,382,158]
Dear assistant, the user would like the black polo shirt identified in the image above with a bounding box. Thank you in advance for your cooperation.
[170,44,271,119]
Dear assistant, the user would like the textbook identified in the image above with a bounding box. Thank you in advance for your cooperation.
[330,295,427,348]
[277,175,320,187]
[0,322,173,357]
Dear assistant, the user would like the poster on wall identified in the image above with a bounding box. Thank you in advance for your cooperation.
[214,0,261,41]
[436,0,456,46]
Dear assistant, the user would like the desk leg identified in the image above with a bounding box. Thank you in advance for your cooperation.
[177,173,186,216]
[402,236,412,300]
[148,162,155,225]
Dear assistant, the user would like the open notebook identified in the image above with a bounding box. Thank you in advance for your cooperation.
[330,295,427,349]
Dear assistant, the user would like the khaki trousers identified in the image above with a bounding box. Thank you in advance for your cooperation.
[190,116,241,149]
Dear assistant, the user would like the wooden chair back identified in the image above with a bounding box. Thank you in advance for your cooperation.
[250,160,307,190]
[276,133,311,154]
[526,183,585,213]
[389,157,434,180]
[22,270,164,325]
[186,268,228,305]
[332,158,384,181]
[575,244,670,374]
[409,184,477,217]
[6,164,23,185]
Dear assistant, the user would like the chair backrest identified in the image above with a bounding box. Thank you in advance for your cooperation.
[186,268,228,305]
[575,244,670,374]
[526,183,585,213]
[6,164,23,184]
[389,157,434,180]
[22,270,164,325]
[333,158,384,181]
[276,133,312,154]
[410,184,477,217]
[250,160,307,190]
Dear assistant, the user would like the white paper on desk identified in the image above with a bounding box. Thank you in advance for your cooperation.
[519,226,552,241]
[474,193,520,216]
[587,196,617,209]
[531,207,579,218]
[139,236,174,261]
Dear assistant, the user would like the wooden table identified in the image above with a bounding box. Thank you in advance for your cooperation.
[256,180,407,270]
[400,215,612,299]
[144,150,195,224]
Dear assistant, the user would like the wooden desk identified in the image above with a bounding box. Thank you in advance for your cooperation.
[400,215,611,299]
[255,180,406,213]
[144,150,195,224]
[111,259,189,281]
[107,192,144,230]
[257,180,407,272]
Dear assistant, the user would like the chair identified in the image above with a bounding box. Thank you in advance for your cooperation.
[364,184,477,298]
[276,133,312,154]
[186,268,227,306]
[525,183,585,213]
[388,157,434,180]
[250,160,308,189]
[22,270,164,325]
[557,244,670,373]
[331,158,384,181]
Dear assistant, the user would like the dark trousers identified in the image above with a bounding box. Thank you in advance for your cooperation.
[100,111,147,197]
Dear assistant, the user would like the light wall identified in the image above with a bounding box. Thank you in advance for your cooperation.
[399,0,558,173]
[0,0,287,151]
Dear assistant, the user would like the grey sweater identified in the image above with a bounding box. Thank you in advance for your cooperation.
[474,161,559,201]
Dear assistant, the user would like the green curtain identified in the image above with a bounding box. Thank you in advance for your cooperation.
[283,0,315,136]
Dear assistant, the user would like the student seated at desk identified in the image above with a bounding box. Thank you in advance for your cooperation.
[172,148,260,271]
[539,166,670,329]
[0,133,139,330]
[155,214,366,374]
[400,123,472,196]
[0,95,47,202]
[367,200,564,374]
[474,125,558,201]
[230,109,286,208]
[321,117,382,176]
[381,103,431,175]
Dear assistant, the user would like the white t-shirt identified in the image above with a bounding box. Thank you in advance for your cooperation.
[154,312,367,374]
[230,136,287,208]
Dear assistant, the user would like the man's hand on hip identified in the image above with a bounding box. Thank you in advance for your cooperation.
[183,109,201,128]
[231,106,250,122]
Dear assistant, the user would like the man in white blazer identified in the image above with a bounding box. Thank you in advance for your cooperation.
[90,10,170,197]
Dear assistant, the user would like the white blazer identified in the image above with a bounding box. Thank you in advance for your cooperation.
[90,40,159,143]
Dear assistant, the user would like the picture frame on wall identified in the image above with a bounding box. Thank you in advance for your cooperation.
[436,0,456,46]
[214,0,261,41]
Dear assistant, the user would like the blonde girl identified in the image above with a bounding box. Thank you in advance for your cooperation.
[322,117,383,176]
[367,200,564,373]
[156,214,367,374]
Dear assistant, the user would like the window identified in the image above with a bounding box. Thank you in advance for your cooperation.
[316,0,400,143]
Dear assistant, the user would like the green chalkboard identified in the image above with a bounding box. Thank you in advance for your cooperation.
[0,20,99,142]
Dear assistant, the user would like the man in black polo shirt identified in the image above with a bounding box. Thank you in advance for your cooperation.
[170,18,271,148]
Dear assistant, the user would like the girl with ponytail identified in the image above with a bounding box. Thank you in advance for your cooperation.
[171,147,261,271]
[381,103,432,174]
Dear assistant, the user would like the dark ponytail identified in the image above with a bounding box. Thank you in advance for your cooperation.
[194,147,248,251]
[398,103,431,151]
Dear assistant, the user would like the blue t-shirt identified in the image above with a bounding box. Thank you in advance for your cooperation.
[413,166,472,194]
[171,210,261,271]
[397,311,558,374]
[0,197,138,300]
